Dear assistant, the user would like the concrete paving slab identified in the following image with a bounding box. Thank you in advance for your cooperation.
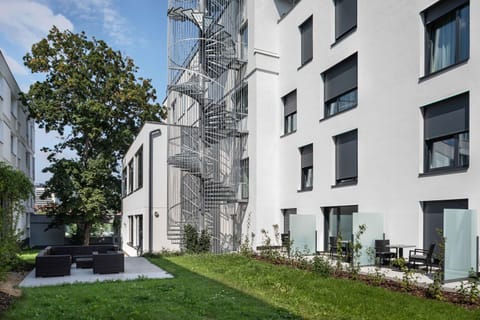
[19,257,173,288]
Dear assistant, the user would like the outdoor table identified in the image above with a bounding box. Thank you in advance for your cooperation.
[386,244,415,259]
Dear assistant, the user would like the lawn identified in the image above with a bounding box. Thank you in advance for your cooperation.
[4,254,480,319]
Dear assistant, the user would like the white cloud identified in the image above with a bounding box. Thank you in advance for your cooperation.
[1,49,28,75]
[0,0,73,50]
[53,0,132,46]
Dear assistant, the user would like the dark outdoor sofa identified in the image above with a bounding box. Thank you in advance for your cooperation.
[35,245,121,277]
[93,252,125,274]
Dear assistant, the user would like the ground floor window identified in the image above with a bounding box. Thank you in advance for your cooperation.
[323,205,357,251]
[422,199,468,259]
[282,208,297,234]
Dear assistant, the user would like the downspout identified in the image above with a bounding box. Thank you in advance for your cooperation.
[149,129,162,253]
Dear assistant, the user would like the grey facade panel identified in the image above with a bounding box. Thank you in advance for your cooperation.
[283,90,297,116]
[335,130,357,180]
[301,144,313,168]
[324,54,357,102]
[422,0,468,25]
[423,92,469,140]
[335,0,357,39]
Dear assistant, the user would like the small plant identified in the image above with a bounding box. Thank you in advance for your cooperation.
[349,224,366,280]
[397,258,416,291]
[312,255,333,277]
[457,270,480,304]
[334,234,344,274]
[366,246,385,286]
[239,212,254,256]
[427,271,444,301]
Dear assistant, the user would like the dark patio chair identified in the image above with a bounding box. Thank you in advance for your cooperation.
[329,236,338,259]
[408,242,436,273]
[375,240,395,266]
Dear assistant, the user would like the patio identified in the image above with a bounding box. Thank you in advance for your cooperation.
[19,257,173,288]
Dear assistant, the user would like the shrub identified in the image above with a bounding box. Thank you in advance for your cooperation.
[183,224,211,253]
[312,256,333,277]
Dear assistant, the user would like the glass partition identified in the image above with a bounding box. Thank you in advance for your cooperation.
[444,209,477,281]
[352,212,384,266]
[290,214,316,254]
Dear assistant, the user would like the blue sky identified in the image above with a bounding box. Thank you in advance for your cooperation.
[0,0,168,183]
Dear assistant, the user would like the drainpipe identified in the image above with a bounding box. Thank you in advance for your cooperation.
[149,129,162,254]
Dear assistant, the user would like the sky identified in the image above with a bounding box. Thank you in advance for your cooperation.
[0,0,168,183]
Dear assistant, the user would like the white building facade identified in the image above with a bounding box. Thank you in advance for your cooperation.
[124,0,479,268]
[0,50,35,240]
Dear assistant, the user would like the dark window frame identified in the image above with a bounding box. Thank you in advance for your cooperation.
[240,158,249,199]
[322,53,358,119]
[299,15,313,67]
[422,92,469,174]
[423,0,469,76]
[299,144,313,191]
[135,146,143,191]
[283,90,297,135]
[128,159,134,194]
[334,0,357,41]
[334,129,358,186]
[282,208,297,234]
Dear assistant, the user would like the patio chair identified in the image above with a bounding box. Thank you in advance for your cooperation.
[408,242,436,273]
[375,240,395,266]
[329,236,338,259]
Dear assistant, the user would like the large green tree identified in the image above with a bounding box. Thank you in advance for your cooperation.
[22,27,165,244]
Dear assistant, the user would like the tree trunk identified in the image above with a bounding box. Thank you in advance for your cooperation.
[83,223,91,245]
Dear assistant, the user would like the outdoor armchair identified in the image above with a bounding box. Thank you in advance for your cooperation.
[374,240,395,266]
[408,242,436,273]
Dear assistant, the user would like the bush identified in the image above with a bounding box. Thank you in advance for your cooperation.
[183,224,211,253]
[312,256,333,277]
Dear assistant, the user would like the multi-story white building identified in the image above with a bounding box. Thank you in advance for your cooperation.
[123,0,478,278]
[0,50,35,240]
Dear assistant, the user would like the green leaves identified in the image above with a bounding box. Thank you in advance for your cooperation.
[21,27,165,244]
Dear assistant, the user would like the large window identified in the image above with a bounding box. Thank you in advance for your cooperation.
[323,205,357,250]
[282,208,297,234]
[299,16,313,66]
[323,53,357,118]
[300,144,313,191]
[10,135,17,156]
[423,0,469,74]
[422,92,468,173]
[128,215,134,245]
[334,0,357,40]
[283,90,297,135]
[128,159,134,194]
[240,158,249,199]
[423,199,467,258]
[135,146,143,190]
[122,168,127,197]
[334,129,357,185]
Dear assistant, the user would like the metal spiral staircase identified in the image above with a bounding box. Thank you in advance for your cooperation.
[166,0,247,252]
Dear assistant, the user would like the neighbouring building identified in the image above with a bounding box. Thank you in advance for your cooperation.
[34,184,58,213]
[0,50,35,242]
[122,0,478,280]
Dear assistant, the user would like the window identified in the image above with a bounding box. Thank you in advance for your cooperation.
[299,16,313,66]
[10,97,17,119]
[240,24,248,61]
[323,53,357,118]
[135,215,143,250]
[26,151,30,170]
[235,85,248,118]
[300,144,313,191]
[122,168,127,196]
[128,215,134,245]
[128,159,134,194]
[422,92,468,173]
[135,147,143,190]
[10,135,17,156]
[334,130,357,185]
[423,0,469,74]
[423,199,467,258]
[240,158,249,199]
[282,208,297,234]
[283,90,297,135]
[334,0,357,40]
[0,121,3,143]
[323,205,357,250]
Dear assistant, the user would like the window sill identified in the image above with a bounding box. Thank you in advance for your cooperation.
[319,105,357,123]
[297,187,313,193]
[419,58,469,83]
[419,166,468,177]
[280,130,297,138]
[331,180,357,188]
[331,26,357,48]
[297,58,313,71]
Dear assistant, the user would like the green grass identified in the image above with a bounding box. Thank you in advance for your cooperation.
[4,254,480,319]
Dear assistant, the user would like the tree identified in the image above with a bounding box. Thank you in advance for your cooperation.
[0,161,33,277]
[21,27,165,244]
